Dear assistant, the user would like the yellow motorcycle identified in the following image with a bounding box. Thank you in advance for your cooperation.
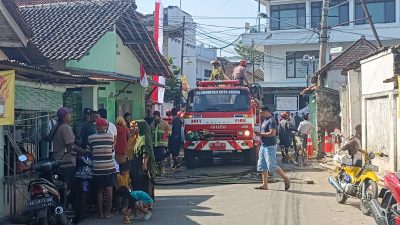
[328,149,380,215]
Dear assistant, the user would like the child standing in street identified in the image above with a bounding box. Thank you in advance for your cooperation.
[116,163,132,215]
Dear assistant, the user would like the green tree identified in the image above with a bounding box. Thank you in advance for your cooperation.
[145,57,181,107]
[234,40,264,64]
[164,57,181,107]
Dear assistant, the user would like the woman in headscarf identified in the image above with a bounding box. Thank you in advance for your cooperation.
[115,117,130,164]
[127,120,156,200]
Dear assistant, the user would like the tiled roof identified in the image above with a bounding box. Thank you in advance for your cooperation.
[15,0,136,7]
[312,38,377,81]
[16,0,85,6]
[18,1,171,77]
[19,1,129,60]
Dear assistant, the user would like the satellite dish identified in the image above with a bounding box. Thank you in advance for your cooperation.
[303,54,311,62]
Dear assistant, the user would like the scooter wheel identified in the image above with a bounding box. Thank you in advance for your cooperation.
[336,190,347,204]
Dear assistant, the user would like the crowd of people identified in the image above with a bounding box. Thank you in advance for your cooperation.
[275,111,314,162]
[47,106,184,223]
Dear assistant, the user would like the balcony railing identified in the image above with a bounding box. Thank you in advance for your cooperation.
[247,25,268,33]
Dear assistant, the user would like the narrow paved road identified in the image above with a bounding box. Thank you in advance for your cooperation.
[83,165,375,225]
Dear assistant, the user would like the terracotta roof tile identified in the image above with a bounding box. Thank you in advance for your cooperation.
[18,1,171,77]
[312,38,377,82]
[19,1,129,60]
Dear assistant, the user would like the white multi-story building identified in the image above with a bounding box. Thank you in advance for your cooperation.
[163,6,197,88]
[195,44,217,81]
[144,6,197,88]
[243,0,400,112]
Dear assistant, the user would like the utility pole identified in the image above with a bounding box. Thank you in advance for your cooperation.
[318,0,329,69]
[179,16,185,110]
[257,0,261,32]
[252,39,255,83]
[360,0,383,48]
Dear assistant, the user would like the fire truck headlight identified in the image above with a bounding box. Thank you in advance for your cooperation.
[244,130,251,136]
[238,131,244,136]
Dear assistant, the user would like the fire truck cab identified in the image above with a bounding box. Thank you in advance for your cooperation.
[183,80,261,168]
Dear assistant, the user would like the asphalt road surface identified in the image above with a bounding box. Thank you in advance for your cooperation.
[82,164,375,225]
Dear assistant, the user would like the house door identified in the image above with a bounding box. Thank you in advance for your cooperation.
[116,101,131,118]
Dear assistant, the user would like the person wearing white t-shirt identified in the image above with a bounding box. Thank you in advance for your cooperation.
[297,114,314,150]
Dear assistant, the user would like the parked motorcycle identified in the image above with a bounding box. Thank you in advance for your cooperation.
[73,152,93,223]
[18,155,68,225]
[328,149,380,215]
[370,163,400,225]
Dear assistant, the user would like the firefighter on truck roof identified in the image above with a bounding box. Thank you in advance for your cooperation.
[209,60,229,81]
[232,60,250,86]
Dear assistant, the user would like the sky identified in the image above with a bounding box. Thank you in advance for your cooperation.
[136,0,259,56]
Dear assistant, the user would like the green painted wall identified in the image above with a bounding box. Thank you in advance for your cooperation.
[116,35,140,77]
[66,31,117,73]
[66,31,145,122]
[98,81,117,122]
[16,83,63,111]
[309,93,318,152]
[98,81,145,122]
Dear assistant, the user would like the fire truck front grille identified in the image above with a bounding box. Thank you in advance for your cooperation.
[209,130,237,140]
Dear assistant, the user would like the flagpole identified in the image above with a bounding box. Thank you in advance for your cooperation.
[179,16,185,110]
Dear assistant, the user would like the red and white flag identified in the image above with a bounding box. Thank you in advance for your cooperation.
[140,64,148,87]
[154,0,163,54]
[151,75,165,104]
[151,0,165,104]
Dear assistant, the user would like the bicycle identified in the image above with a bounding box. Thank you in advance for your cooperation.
[291,133,308,167]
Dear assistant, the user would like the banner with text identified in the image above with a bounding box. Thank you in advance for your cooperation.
[0,70,15,125]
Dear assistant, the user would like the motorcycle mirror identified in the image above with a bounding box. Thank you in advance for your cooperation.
[368,152,375,160]
[18,154,28,162]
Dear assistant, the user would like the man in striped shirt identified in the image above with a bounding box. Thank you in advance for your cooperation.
[88,118,116,219]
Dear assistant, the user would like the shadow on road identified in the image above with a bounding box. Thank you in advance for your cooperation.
[276,189,336,197]
[80,194,222,225]
[152,194,224,225]
[156,184,232,190]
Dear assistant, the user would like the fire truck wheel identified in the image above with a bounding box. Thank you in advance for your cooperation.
[184,150,198,169]
[244,148,257,166]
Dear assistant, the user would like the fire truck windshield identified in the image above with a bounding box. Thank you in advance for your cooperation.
[187,89,250,112]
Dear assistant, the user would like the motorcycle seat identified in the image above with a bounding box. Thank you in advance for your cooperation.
[33,158,62,173]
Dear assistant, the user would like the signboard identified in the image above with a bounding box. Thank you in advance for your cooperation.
[0,70,15,125]
[276,96,298,111]
[330,47,343,60]
[195,90,241,95]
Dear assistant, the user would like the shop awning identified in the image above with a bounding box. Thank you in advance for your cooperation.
[67,68,165,88]
[0,59,95,85]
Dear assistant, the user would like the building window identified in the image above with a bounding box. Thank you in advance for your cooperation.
[355,0,395,24]
[286,51,319,78]
[204,69,212,79]
[311,0,349,28]
[270,3,306,30]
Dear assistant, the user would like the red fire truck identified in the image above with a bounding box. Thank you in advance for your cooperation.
[183,80,262,168]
